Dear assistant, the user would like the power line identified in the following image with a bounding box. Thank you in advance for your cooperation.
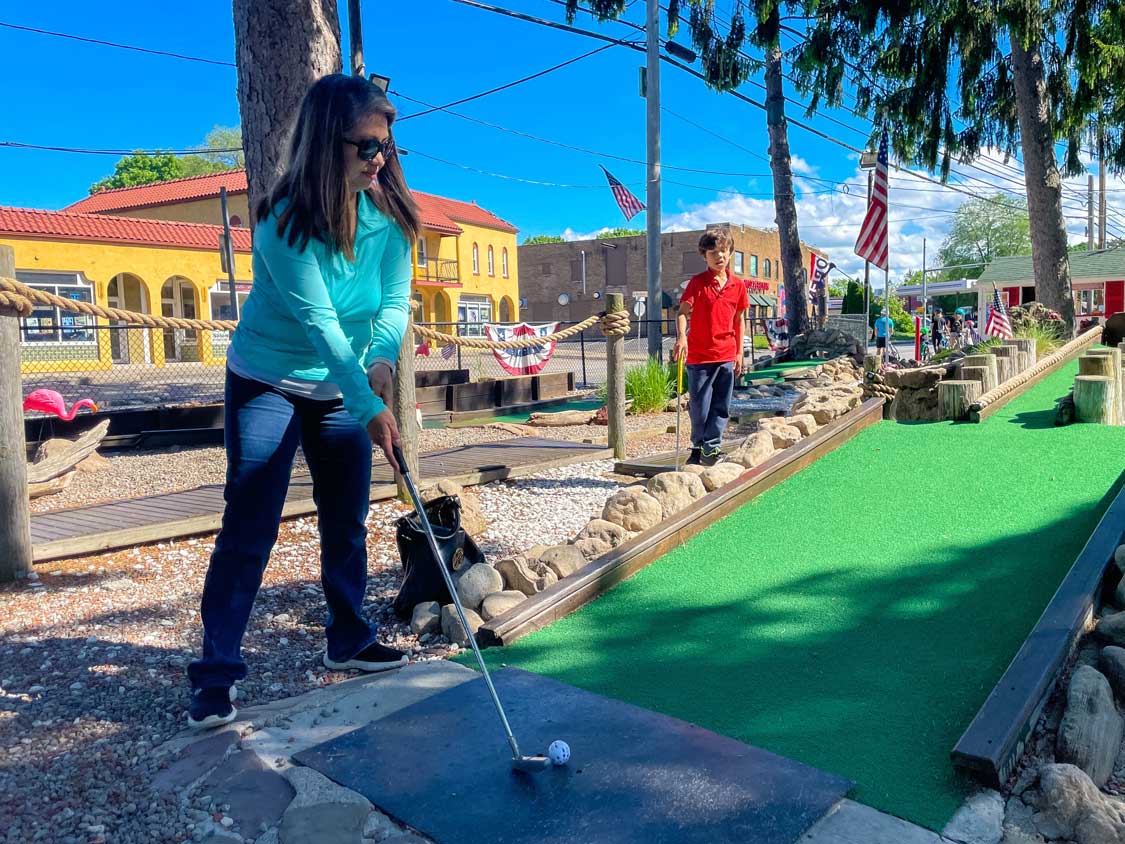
[405,148,642,188]
[0,141,242,156]
[0,21,236,67]
[396,43,623,120]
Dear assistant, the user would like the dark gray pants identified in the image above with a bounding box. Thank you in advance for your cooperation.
[687,361,734,454]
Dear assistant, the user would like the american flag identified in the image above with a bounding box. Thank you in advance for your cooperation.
[441,342,456,360]
[600,166,645,221]
[855,129,889,270]
[985,287,1013,339]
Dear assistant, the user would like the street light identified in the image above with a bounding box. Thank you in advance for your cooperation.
[369,72,391,93]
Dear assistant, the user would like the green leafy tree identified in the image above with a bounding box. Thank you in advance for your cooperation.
[178,126,245,177]
[789,0,1114,335]
[842,280,864,314]
[89,152,183,194]
[828,280,848,297]
[938,194,1032,279]
[522,234,565,245]
[596,228,644,239]
[868,285,913,334]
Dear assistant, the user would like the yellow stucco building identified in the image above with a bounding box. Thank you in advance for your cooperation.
[2,171,520,374]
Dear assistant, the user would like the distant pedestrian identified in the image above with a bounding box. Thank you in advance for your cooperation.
[874,309,894,362]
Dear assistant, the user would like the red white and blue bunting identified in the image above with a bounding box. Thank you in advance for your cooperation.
[483,322,560,375]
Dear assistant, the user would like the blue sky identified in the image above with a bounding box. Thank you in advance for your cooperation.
[0,0,1109,284]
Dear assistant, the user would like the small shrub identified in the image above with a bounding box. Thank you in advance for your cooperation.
[1014,322,1063,356]
[597,358,676,412]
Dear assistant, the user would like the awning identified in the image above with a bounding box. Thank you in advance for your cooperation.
[748,294,777,308]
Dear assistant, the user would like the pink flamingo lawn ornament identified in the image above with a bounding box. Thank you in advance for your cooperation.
[22,389,98,421]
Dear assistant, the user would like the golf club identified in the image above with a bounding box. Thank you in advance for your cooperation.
[391,444,552,773]
[675,355,684,470]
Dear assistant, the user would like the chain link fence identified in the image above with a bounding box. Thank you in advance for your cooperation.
[18,320,681,418]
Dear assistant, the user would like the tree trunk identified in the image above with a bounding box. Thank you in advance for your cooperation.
[233,0,343,227]
[938,380,982,421]
[1074,375,1115,424]
[1009,36,1075,336]
[765,40,809,337]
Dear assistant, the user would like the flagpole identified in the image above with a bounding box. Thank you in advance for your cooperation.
[645,0,663,361]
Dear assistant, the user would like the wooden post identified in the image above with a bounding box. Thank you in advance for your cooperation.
[960,365,993,394]
[1075,375,1116,424]
[1080,350,1122,423]
[1012,337,1037,369]
[393,312,420,501]
[992,344,1019,373]
[0,246,32,581]
[994,355,1014,386]
[963,354,998,388]
[347,0,365,76]
[606,293,626,459]
[938,380,982,421]
[864,354,880,375]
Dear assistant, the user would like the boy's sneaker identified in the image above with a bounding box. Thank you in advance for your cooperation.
[187,687,237,730]
[685,447,702,466]
[700,448,722,467]
[323,642,408,673]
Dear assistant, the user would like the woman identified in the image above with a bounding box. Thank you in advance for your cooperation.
[187,74,420,729]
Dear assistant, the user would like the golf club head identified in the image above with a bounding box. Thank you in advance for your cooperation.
[511,755,551,774]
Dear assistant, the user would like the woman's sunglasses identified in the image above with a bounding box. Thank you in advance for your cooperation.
[345,136,395,162]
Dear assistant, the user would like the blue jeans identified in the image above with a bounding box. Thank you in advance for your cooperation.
[188,369,377,691]
[687,362,734,454]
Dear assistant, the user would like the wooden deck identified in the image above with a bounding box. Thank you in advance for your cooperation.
[31,437,612,563]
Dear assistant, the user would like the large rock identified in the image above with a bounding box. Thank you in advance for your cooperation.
[202,749,295,835]
[1097,645,1125,701]
[1055,665,1124,786]
[767,424,802,450]
[454,563,503,612]
[646,471,707,519]
[441,604,483,647]
[280,767,370,844]
[787,414,818,437]
[480,590,527,621]
[1094,611,1125,646]
[889,386,942,422]
[701,462,743,492]
[496,556,552,596]
[728,431,775,468]
[941,789,1003,844]
[884,366,945,389]
[1029,764,1125,844]
[602,487,663,532]
[572,519,630,560]
[410,601,441,637]
[421,479,487,537]
[539,545,587,579]
[679,464,707,476]
[792,390,853,425]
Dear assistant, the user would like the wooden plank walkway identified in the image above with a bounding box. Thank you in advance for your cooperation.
[613,441,741,478]
[31,437,612,563]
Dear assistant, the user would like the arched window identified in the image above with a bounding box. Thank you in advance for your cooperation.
[501,248,509,278]
[487,245,495,276]
[472,243,479,275]
[229,215,243,228]
[763,258,771,278]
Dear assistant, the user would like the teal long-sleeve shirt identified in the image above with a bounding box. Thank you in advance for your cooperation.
[228,192,412,427]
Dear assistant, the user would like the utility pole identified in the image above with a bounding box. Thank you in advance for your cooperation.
[348,0,365,76]
[1099,126,1108,250]
[921,237,927,316]
[644,0,663,361]
[1089,174,1096,250]
[862,168,873,329]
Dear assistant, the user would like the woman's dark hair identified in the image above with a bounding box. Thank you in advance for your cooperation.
[257,74,420,258]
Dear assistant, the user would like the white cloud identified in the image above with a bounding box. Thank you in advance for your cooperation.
[660,146,1125,287]
[562,226,611,241]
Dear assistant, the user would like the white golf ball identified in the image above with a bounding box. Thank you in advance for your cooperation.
[548,739,570,766]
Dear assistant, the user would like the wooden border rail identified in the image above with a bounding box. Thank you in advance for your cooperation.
[478,397,885,647]
[951,476,1125,787]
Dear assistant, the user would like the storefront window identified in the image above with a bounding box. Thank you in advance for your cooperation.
[457,296,493,337]
[17,272,95,344]
[1076,288,1105,315]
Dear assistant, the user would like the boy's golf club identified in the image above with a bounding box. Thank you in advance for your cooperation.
[675,355,684,470]
[391,444,553,774]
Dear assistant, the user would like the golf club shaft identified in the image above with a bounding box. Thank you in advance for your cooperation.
[392,446,524,760]
[675,357,683,470]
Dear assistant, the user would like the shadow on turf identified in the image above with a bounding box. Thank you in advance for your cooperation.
[473,477,1125,831]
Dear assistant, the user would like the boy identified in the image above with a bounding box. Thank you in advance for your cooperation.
[874,308,893,361]
[672,230,748,466]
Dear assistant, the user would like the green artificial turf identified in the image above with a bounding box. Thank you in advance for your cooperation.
[744,359,824,382]
[444,399,604,428]
[465,360,1125,830]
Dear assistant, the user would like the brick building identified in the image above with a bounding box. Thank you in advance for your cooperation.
[517,223,827,324]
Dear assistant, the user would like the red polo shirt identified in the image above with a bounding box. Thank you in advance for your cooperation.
[680,269,749,364]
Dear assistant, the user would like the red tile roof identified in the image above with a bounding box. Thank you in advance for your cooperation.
[0,206,252,252]
[413,190,518,234]
[65,171,250,214]
[61,170,518,235]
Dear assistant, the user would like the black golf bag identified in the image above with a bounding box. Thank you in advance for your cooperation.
[392,494,485,621]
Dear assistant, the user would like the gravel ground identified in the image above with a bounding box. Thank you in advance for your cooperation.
[0,455,632,844]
